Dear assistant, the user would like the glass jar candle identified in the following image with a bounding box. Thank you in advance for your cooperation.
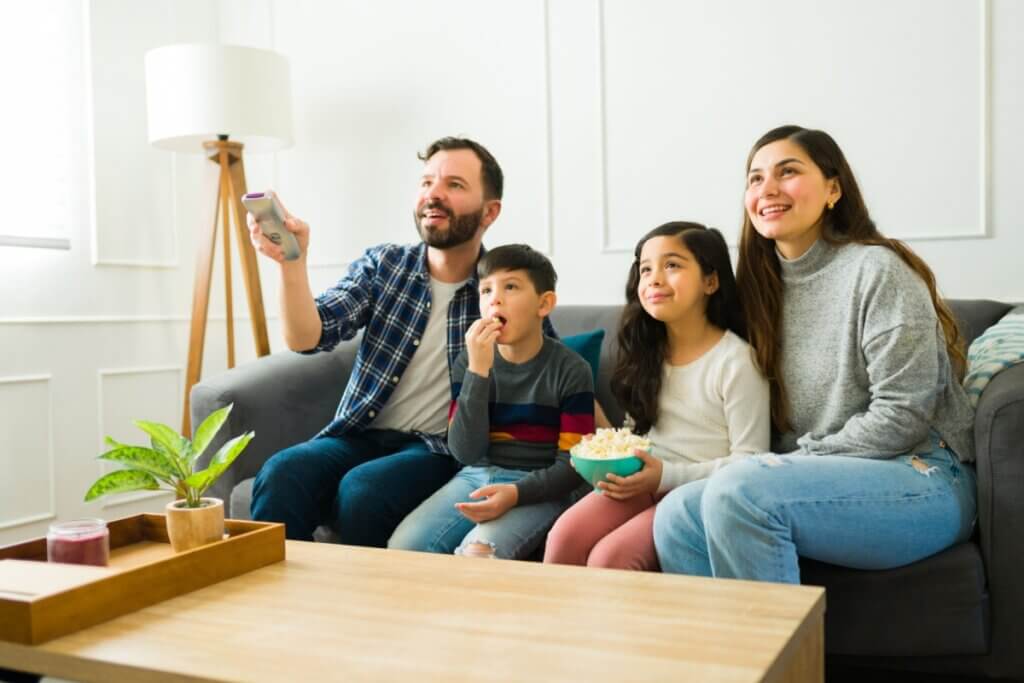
[46,518,110,566]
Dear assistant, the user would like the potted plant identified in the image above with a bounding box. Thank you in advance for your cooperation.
[84,404,254,552]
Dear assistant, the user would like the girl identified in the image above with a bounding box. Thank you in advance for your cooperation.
[544,222,770,570]
[652,126,977,583]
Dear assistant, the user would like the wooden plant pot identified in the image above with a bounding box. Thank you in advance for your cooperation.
[165,498,225,552]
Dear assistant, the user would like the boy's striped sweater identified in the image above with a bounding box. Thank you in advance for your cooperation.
[447,336,595,505]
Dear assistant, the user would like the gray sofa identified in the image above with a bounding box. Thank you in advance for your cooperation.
[191,300,1024,680]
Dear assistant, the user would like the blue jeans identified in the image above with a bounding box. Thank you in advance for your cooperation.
[388,465,583,559]
[652,433,977,583]
[250,430,459,546]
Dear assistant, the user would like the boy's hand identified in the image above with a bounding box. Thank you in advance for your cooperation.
[465,317,503,377]
[597,449,661,500]
[455,484,518,523]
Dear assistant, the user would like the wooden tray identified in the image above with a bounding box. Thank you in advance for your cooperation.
[0,514,284,644]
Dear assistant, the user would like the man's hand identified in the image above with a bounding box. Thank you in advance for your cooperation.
[247,196,310,264]
[597,448,662,500]
[455,483,518,523]
[465,317,502,377]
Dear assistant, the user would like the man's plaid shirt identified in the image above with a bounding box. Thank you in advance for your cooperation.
[308,241,553,455]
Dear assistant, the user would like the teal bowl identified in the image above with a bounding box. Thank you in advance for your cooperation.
[571,453,644,490]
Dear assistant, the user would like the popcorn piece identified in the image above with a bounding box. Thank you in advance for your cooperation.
[571,427,651,460]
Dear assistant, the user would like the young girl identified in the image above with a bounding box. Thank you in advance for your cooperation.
[652,126,977,583]
[543,222,770,570]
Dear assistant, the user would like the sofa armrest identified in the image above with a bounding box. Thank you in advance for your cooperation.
[972,361,1024,671]
[190,337,360,503]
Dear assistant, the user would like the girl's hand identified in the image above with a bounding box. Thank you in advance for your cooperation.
[455,484,518,523]
[597,449,662,500]
[465,317,503,377]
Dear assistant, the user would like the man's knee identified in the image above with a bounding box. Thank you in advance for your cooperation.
[252,449,294,497]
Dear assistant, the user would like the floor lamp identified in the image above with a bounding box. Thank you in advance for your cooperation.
[145,44,294,435]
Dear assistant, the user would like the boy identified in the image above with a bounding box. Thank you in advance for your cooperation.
[387,244,595,559]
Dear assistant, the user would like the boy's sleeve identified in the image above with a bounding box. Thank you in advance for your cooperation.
[305,246,380,353]
[514,355,594,506]
[446,349,491,466]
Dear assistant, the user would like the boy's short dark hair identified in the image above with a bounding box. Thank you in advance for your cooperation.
[418,137,503,200]
[478,244,557,294]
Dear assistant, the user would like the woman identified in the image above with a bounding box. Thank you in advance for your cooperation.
[652,125,977,582]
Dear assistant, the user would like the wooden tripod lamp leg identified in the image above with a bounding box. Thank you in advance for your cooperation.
[220,153,236,370]
[182,139,271,436]
[182,157,224,436]
[227,149,271,358]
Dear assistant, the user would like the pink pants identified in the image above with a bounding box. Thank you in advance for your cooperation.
[543,491,664,571]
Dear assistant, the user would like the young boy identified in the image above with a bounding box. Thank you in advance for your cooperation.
[387,244,595,559]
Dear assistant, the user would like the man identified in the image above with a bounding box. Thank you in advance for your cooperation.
[248,137,523,546]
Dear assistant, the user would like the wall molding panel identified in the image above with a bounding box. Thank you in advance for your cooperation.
[96,365,183,508]
[86,0,180,269]
[596,0,993,254]
[0,375,56,530]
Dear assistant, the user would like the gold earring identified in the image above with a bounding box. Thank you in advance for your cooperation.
[827,199,836,210]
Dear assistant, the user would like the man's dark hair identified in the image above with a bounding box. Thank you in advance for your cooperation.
[477,244,557,294]
[418,137,504,200]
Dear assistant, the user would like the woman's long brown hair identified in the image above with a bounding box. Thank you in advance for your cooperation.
[736,125,966,434]
[611,222,745,434]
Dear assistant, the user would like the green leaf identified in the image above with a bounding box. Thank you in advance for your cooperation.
[186,431,254,497]
[134,420,192,476]
[104,436,127,449]
[152,438,190,480]
[98,446,179,485]
[190,404,233,465]
[84,470,161,502]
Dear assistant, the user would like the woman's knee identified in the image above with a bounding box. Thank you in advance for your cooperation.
[700,459,776,531]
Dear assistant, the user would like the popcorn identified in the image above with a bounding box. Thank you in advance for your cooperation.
[571,427,651,460]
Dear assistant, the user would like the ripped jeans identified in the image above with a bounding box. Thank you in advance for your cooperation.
[652,432,977,583]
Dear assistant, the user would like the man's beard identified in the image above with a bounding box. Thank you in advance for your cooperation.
[414,201,484,249]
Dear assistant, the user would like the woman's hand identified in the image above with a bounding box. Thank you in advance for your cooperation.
[597,449,662,500]
[455,483,518,523]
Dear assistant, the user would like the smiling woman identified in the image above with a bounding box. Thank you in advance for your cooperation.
[652,125,978,591]
[0,2,79,251]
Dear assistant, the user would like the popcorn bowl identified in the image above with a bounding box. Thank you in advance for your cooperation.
[570,450,645,490]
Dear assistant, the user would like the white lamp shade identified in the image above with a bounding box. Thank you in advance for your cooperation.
[145,43,293,153]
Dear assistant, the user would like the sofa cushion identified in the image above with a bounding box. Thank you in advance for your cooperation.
[800,542,989,656]
[230,476,255,520]
[561,328,605,385]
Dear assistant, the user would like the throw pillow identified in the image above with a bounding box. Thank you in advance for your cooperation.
[561,329,605,386]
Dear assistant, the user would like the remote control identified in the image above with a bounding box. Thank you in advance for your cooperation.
[241,190,301,261]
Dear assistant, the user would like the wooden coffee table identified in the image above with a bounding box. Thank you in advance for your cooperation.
[0,540,824,682]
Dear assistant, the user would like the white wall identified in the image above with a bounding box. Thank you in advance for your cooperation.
[2,0,1022,545]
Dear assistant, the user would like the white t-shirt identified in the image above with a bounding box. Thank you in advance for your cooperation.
[371,277,466,435]
[646,330,771,492]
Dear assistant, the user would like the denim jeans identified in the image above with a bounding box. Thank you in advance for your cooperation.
[250,430,459,546]
[388,465,583,559]
[652,432,978,583]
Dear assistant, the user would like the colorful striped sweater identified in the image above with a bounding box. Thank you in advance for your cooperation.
[447,336,595,505]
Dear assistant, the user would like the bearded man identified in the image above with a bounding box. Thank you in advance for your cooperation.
[248,137,548,545]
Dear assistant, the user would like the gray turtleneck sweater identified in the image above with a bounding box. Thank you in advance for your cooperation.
[775,238,975,462]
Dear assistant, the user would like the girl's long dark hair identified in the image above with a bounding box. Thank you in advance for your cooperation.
[611,222,744,434]
[736,125,966,433]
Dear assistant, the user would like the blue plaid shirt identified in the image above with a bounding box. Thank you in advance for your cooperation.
[309,242,554,455]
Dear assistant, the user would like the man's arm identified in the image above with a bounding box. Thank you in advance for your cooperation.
[279,259,322,351]
[248,200,321,351]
